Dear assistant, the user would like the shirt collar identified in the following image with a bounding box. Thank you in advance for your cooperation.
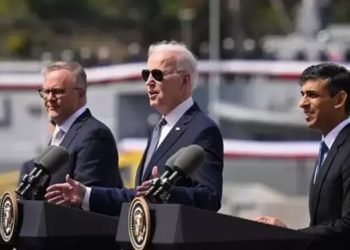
[323,116,350,149]
[163,97,194,127]
[56,105,87,134]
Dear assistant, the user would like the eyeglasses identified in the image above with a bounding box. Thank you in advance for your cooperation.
[141,69,187,82]
[38,87,81,99]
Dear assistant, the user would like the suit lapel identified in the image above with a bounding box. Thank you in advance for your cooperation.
[59,109,92,148]
[309,124,350,223]
[138,104,200,183]
[135,139,151,185]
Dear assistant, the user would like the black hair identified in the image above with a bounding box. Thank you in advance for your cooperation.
[300,62,350,113]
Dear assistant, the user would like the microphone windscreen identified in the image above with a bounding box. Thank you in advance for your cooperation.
[37,145,70,173]
[173,144,206,176]
[165,147,186,168]
[33,146,53,165]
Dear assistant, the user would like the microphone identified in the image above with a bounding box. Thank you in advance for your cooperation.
[16,145,69,200]
[146,144,206,202]
[144,147,186,197]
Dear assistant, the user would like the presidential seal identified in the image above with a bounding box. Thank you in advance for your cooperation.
[128,197,151,250]
[0,192,18,243]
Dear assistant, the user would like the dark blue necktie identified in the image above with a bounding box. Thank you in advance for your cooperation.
[142,118,167,177]
[313,141,328,183]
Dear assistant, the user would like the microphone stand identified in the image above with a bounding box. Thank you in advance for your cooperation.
[16,166,51,200]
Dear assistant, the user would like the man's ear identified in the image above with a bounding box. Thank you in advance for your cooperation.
[181,73,191,89]
[334,90,347,110]
[79,89,86,98]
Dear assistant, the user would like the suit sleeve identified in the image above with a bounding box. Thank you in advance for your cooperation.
[73,127,123,188]
[167,125,224,211]
[89,187,136,216]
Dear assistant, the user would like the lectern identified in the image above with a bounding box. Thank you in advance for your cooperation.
[116,203,313,250]
[1,200,119,250]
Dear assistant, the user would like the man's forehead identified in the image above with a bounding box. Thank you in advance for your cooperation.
[300,79,330,95]
[44,69,75,85]
[303,78,329,85]
[302,79,328,87]
[148,51,177,67]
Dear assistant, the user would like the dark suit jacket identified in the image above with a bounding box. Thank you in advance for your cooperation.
[90,103,223,216]
[300,124,350,247]
[19,109,123,192]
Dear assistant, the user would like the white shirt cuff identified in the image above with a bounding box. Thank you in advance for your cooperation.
[82,186,91,211]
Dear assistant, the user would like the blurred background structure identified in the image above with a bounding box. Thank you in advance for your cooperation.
[2,0,350,229]
[2,0,349,64]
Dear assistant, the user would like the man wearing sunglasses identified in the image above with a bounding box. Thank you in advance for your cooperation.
[45,41,223,216]
[21,61,123,200]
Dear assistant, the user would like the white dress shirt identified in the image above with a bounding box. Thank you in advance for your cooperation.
[51,105,87,145]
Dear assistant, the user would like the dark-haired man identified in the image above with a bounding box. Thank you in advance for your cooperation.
[257,63,350,249]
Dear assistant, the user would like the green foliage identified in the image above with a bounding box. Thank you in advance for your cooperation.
[334,0,350,22]
[1,1,350,60]
[27,0,96,21]
[6,32,32,57]
[0,0,30,18]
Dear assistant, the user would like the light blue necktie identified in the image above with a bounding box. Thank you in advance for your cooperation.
[51,129,65,146]
[142,118,167,177]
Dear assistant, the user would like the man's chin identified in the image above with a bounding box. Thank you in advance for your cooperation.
[149,100,159,108]
[48,113,59,122]
[48,113,57,119]
[305,121,317,129]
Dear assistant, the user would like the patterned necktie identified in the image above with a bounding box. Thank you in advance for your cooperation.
[51,129,65,146]
[142,118,167,177]
[313,140,329,183]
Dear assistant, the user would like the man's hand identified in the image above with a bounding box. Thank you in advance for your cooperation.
[136,166,159,197]
[255,215,287,228]
[45,174,86,206]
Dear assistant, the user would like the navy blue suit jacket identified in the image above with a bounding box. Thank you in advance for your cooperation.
[300,124,350,247]
[90,103,223,216]
[19,109,123,191]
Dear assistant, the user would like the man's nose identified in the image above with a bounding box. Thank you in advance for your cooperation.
[46,91,57,100]
[298,96,308,108]
[146,77,156,86]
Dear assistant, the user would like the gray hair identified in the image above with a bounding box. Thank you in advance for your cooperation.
[148,40,199,88]
[43,61,87,90]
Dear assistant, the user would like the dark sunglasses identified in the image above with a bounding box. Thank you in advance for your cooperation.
[141,69,164,82]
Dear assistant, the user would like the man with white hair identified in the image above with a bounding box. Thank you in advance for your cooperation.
[45,41,223,216]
